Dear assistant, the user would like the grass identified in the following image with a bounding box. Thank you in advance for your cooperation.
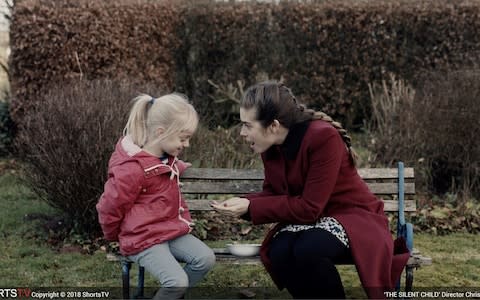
[1,171,479,299]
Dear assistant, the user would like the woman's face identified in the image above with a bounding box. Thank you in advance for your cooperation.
[239,107,277,154]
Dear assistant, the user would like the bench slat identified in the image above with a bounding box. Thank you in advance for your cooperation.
[182,168,414,180]
[182,168,264,180]
[358,168,414,179]
[181,181,415,195]
[186,199,416,212]
[211,248,431,267]
[113,249,431,267]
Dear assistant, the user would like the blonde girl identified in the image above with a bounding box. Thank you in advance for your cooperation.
[97,93,215,299]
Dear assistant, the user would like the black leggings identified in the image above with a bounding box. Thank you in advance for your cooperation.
[268,228,351,299]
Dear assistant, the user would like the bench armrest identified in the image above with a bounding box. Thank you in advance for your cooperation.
[398,222,414,253]
[395,161,414,254]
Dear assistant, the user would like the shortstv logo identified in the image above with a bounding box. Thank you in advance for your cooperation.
[0,288,31,298]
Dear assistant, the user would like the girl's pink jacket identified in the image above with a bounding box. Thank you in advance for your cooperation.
[96,135,193,256]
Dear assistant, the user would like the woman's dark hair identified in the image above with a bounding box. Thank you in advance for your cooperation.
[240,81,358,165]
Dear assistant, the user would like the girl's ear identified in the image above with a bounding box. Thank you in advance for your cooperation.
[155,127,166,137]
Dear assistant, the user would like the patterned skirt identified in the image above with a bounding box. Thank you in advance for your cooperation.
[275,216,350,248]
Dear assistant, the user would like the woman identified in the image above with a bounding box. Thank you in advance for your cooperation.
[211,81,410,299]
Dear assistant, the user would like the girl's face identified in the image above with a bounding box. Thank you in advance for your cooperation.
[158,130,193,157]
[239,107,277,154]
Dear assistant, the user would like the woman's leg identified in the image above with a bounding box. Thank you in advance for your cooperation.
[289,228,351,299]
[267,231,299,288]
[169,234,216,287]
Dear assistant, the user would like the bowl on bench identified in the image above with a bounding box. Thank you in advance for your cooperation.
[226,243,261,257]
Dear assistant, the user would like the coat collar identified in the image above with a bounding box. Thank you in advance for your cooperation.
[118,135,176,173]
[265,121,310,160]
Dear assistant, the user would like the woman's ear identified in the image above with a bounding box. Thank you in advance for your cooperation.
[269,120,281,133]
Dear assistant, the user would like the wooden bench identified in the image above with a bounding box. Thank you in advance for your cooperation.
[120,161,432,299]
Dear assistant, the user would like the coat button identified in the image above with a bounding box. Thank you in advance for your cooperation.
[142,188,147,192]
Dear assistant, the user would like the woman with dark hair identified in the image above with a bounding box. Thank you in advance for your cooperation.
[212,81,410,299]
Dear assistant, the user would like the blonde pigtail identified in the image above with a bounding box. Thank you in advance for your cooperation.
[123,94,154,147]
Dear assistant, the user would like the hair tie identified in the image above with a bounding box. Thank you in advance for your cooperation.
[149,97,155,105]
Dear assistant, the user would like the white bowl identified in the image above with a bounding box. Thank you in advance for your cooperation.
[226,243,261,257]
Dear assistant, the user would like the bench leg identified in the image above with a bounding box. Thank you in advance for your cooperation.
[122,261,132,299]
[405,266,414,293]
[134,266,145,299]
[395,278,401,292]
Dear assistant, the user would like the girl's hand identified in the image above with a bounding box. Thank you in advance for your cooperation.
[210,197,250,218]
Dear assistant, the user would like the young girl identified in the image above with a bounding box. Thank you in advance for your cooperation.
[97,93,215,299]
[212,81,410,299]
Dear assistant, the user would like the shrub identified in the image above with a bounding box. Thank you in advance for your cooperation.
[180,77,261,168]
[367,69,480,200]
[15,79,166,235]
[10,0,181,123]
[366,73,419,167]
[183,124,261,169]
[14,77,262,236]
[415,69,480,199]
[11,0,480,129]
[411,198,480,235]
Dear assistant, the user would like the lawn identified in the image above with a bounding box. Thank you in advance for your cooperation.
[1,170,479,299]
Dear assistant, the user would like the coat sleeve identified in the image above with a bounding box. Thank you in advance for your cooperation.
[176,159,189,174]
[180,195,193,222]
[96,163,143,241]
[245,175,275,199]
[248,127,344,225]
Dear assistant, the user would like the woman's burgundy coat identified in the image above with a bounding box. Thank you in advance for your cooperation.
[246,120,410,299]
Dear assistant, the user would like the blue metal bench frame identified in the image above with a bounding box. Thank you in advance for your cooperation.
[121,256,145,299]
[395,161,415,291]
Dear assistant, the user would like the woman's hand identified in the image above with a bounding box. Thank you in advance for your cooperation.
[210,197,250,218]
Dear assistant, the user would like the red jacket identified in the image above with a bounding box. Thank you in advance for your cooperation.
[247,120,410,299]
[96,135,193,256]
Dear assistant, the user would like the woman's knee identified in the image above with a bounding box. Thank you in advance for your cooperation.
[293,229,349,264]
[269,247,290,268]
[268,232,296,266]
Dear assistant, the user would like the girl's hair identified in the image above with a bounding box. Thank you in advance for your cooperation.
[124,93,198,147]
[240,81,358,165]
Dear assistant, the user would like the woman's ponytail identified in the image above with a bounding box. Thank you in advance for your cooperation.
[312,111,358,166]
